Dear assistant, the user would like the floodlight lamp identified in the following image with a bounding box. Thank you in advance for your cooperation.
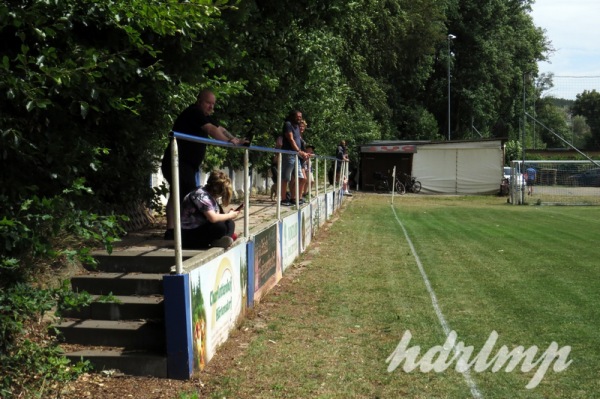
[448,34,457,40]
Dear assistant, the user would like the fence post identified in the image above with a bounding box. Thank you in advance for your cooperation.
[170,136,183,274]
[244,149,250,238]
[277,153,282,219]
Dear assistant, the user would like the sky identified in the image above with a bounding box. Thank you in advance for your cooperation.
[530,0,600,98]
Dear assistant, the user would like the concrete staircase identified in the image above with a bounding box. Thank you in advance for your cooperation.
[54,249,201,377]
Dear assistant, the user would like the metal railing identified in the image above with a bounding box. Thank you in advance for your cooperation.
[169,131,349,274]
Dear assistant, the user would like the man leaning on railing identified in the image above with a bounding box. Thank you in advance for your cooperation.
[160,89,247,240]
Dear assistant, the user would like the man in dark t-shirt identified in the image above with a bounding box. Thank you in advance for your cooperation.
[160,89,245,239]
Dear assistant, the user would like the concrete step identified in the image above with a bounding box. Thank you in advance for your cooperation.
[89,249,204,274]
[71,273,164,296]
[61,295,163,321]
[65,349,167,378]
[54,319,165,350]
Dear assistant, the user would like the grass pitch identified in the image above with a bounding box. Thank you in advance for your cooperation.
[197,193,600,399]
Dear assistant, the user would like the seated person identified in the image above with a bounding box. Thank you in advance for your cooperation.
[180,170,241,249]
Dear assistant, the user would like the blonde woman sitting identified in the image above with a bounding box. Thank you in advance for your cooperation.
[180,170,241,249]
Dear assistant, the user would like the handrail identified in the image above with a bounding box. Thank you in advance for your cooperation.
[170,131,349,274]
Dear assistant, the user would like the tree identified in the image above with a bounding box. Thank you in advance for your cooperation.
[572,90,600,150]
[504,139,522,165]
[425,0,548,140]
[534,96,571,148]
[217,0,402,163]
[0,0,244,206]
[1,1,238,393]
[571,115,591,149]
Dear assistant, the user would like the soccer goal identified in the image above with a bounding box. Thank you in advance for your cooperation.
[509,160,600,206]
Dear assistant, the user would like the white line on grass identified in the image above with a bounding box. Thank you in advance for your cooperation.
[391,206,483,399]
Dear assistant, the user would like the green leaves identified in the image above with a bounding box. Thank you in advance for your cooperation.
[0,0,235,210]
[0,282,92,398]
[437,0,547,139]
[572,90,600,149]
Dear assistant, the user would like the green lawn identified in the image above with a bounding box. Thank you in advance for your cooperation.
[197,194,600,399]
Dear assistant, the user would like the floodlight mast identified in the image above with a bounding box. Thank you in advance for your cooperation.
[447,34,456,141]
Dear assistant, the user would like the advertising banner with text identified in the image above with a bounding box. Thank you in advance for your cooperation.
[282,212,299,271]
[326,191,334,219]
[300,204,312,253]
[253,224,281,303]
[189,244,246,372]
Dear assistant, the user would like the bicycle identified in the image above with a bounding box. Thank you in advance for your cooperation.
[373,171,406,194]
[400,172,422,193]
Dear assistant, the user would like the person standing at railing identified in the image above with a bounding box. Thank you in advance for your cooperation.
[303,144,315,199]
[280,110,308,206]
[161,89,246,240]
[336,140,352,196]
[180,170,240,249]
[297,119,309,201]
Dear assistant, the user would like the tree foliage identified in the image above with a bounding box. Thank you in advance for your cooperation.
[0,0,239,206]
[1,0,237,391]
[1,0,549,210]
[533,96,571,148]
[422,0,548,140]
[572,90,600,150]
[571,115,591,149]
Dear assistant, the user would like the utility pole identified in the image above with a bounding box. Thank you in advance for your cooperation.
[447,34,456,140]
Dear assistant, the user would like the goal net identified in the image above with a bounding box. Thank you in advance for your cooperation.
[509,160,600,206]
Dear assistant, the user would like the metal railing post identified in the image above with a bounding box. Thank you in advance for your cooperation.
[294,154,299,207]
[333,160,338,193]
[307,157,312,200]
[324,159,328,193]
[244,149,250,238]
[171,136,183,274]
[314,157,319,198]
[277,153,282,219]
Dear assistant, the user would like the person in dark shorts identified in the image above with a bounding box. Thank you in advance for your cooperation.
[279,110,308,206]
[526,167,537,195]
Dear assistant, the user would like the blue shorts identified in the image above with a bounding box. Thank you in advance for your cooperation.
[281,154,304,181]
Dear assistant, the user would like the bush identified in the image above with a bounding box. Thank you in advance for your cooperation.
[0,182,124,396]
[504,139,522,165]
[0,283,92,398]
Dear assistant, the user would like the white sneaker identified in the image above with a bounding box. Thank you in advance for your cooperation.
[210,236,233,248]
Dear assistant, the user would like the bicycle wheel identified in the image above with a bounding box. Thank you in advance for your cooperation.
[412,180,422,193]
[394,180,406,195]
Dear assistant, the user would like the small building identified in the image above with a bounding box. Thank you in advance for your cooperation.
[359,139,507,194]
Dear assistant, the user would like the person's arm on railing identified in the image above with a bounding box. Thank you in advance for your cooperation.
[284,131,308,159]
[203,123,246,146]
